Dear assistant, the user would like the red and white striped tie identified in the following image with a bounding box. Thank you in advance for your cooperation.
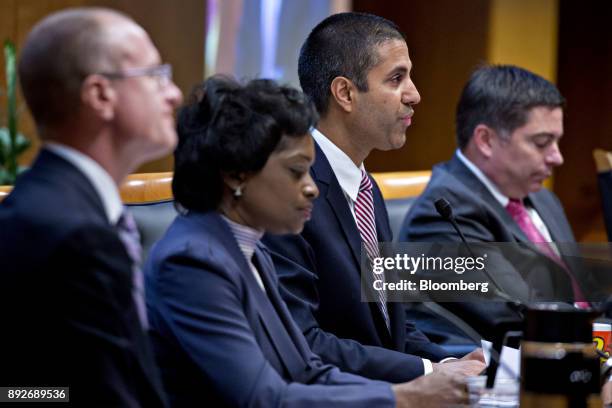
[355,169,390,330]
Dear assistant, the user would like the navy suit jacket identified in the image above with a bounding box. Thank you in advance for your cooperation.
[145,211,394,407]
[263,144,451,384]
[399,153,599,337]
[0,149,166,407]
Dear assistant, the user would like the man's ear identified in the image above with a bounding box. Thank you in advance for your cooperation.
[472,124,497,159]
[329,76,356,113]
[80,74,116,121]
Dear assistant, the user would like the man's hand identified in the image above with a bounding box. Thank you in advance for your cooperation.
[602,380,612,406]
[432,351,485,377]
[459,348,485,363]
[392,371,468,408]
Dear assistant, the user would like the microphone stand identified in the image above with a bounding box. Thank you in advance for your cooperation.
[434,197,524,388]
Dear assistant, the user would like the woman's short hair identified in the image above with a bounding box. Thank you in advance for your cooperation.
[173,75,318,212]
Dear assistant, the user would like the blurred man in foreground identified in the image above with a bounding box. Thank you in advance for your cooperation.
[0,7,182,406]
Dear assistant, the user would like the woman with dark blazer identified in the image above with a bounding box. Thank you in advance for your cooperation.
[145,76,467,407]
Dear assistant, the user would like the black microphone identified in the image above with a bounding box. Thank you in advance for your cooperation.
[434,197,519,304]
[435,198,472,248]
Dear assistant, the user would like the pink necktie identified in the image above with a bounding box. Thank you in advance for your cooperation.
[505,199,588,307]
[355,169,390,330]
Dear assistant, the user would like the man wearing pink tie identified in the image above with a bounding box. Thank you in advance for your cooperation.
[401,64,601,341]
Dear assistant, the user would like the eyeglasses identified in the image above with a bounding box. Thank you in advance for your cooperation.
[99,63,173,88]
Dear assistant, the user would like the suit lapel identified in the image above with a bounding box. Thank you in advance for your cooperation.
[449,154,530,243]
[528,193,564,242]
[312,143,394,342]
[199,213,308,382]
[253,248,313,360]
[312,143,362,266]
[527,193,581,291]
[372,183,392,242]
[370,178,396,341]
[251,248,310,382]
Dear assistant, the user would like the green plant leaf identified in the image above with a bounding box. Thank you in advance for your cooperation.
[4,40,16,134]
[0,39,30,184]
[0,130,30,165]
[0,167,10,185]
[0,127,7,164]
[14,133,31,155]
[3,39,20,183]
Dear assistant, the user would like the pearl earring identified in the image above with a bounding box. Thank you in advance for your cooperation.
[233,185,243,198]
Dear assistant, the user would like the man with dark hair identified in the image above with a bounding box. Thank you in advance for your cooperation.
[298,12,406,115]
[400,64,592,338]
[264,12,484,383]
[0,7,182,406]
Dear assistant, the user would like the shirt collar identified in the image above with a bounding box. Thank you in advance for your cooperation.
[311,128,365,202]
[456,148,510,207]
[45,142,123,224]
[221,215,264,262]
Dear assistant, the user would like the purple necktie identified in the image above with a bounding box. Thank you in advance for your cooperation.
[116,210,148,328]
[355,169,390,330]
[506,199,588,307]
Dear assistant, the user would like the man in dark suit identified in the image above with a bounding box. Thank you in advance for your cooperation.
[0,8,182,406]
[399,65,597,339]
[264,12,484,383]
